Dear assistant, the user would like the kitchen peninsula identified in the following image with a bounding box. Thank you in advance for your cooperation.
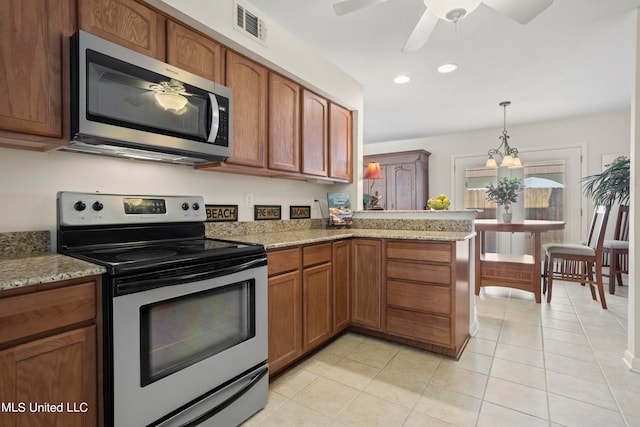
[208,209,477,374]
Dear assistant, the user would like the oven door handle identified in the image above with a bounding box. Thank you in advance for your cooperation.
[151,364,268,427]
[115,257,267,296]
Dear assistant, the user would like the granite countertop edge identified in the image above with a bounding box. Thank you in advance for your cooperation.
[227,229,476,250]
[0,254,106,293]
[1,229,474,293]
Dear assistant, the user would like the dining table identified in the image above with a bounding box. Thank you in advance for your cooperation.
[474,219,566,303]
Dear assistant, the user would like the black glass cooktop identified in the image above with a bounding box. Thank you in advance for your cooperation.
[66,238,264,274]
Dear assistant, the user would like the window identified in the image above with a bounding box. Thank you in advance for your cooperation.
[464,160,566,254]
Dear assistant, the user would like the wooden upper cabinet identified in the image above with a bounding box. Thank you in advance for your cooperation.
[0,0,74,145]
[78,0,166,60]
[166,21,224,83]
[224,51,268,168]
[329,103,353,182]
[268,73,300,173]
[301,89,328,177]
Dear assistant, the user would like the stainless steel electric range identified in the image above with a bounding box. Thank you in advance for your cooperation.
[57,191,268,427]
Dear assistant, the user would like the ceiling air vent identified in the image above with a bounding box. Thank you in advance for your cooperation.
[234,2,267,46]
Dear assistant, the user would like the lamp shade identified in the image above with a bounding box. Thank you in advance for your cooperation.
[363,162,384,179]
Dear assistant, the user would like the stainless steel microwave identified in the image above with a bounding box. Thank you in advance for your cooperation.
[64,31,232,165]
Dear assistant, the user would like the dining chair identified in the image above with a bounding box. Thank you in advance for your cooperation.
[603,205,629,294]
[542,206,610,309]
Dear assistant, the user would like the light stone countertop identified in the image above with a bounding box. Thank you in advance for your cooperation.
[0,254,106,292]
[0,227,474,293]
[224,228,475,250]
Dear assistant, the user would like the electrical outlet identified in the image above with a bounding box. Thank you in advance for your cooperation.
[245,193,254,207]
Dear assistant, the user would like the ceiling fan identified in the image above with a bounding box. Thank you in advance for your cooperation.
[333,0,553,52]
[100,72,200,112]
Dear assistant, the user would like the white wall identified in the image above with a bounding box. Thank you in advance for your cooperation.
[0,147,352,233]
[364,109,631,209]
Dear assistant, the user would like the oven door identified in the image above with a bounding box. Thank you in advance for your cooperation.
[110,263,267,427]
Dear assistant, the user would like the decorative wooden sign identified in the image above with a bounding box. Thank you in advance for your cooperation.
[205,204,239,222]
[254,205,281,221]
[290,205,311,219]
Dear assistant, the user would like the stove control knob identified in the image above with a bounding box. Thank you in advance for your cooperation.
[74,201,86,212]
[182,202,190,211]
[92,201,104,211]
[192,202,200,211]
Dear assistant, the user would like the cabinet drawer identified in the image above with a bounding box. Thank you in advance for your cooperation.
[386,260,451,285]
[386,307,451,346]
[268,248,301,276]
[387,280,451,315]
[303,243,332,267]
[386,241,452,263]
[0,282,96,346]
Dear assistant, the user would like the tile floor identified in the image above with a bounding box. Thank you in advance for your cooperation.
[244,280,639,426]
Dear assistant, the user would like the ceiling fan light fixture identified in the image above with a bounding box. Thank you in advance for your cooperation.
[154,92,188,113]
[424,0,482,22]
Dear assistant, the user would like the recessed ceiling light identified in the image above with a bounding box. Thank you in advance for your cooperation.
[437,63,458,74]
[394,75,411,84]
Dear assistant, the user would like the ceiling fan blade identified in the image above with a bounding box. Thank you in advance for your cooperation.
[482,0,553,24]
[333,0,388,16]
[402,10,439,52]
[99,72,155,90]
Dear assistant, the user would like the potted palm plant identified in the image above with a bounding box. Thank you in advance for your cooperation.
[581,156,630,207]
[486,176,522,223]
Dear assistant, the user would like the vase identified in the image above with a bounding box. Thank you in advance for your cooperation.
[502,212,513,223]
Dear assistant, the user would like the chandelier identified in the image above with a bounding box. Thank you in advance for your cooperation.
[486,101,522,169]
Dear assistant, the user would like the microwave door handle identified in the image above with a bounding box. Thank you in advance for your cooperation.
[207,93,220,142]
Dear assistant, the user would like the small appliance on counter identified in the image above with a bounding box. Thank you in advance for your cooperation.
[57,191,267,426]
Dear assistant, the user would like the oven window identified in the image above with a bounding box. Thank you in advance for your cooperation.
[139,279,255,386]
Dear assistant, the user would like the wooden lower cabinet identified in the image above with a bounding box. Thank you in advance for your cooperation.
[384,240,470,358]
[268,237,470,375]
[351,239,382,330]
[332,240,351,332]
[302,262,332,351]
[267,248,302,375]
[0,327,97,427]
[0,277,100,427]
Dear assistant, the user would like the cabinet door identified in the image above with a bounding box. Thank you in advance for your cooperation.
[387,163,417,210]
[78,0,166,60]
[225,51,268,168]
[0,0,74,140]
[268,73,300,172]
[0,326,97,427]
[329,103,352,181]
[301,90,328,177]
[332,240,351,332]
[303,263,332,351]
[166,21,224,83]
[267,270,302,374]
[351,239,382,330]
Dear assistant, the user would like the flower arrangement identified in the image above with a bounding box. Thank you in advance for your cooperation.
[485,176,522,213]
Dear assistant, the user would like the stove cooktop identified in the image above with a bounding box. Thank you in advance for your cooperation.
[65,238,264,275]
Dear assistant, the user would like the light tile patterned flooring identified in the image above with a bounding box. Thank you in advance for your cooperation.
[244,280,639,426]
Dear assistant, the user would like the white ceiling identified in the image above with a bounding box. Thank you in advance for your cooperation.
[246,0,640,144]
